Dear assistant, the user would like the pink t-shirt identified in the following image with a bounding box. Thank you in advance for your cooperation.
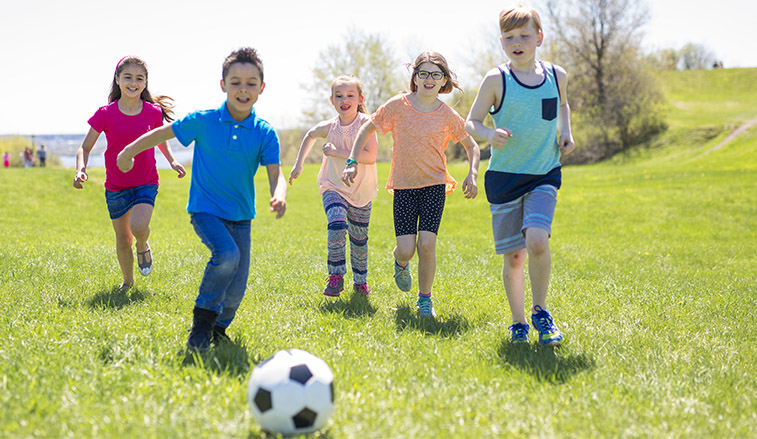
[372,94,468,194]
[88,100,163,191]
[317,113,378,207]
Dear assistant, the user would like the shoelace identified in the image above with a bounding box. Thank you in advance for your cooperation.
[534,313,555,332]
[510,324,528,337]
[417,297,434,314]
[326,274,343,287]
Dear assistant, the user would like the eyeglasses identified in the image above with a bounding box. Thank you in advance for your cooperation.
[416,70,445,80]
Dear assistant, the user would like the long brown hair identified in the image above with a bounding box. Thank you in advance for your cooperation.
[331,75,368,114]
[109,56,175,122]
[408,51,461,95]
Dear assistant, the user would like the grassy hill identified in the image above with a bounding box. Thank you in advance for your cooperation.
[0,68,755,438]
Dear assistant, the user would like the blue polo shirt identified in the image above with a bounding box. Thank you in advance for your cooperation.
[172,103,281,221]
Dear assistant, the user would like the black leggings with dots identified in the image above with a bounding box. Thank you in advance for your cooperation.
[393,184,446,236]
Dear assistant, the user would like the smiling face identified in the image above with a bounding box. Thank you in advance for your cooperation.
[330,82,362,122]
[221,62,265,121]
[116,64,147,100]
[500,20,543,65]
[412,62,447,97]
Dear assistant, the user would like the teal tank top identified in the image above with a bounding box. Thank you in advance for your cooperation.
[488,61,561,175]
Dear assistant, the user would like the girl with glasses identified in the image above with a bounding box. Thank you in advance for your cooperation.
[342,52,480,318]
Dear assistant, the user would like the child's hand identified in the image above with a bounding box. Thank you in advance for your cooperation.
[270,195,286,219]
[172,161,187,178]
[73,170,88,189]
[462,172,478,199]
[489,128,512,149]
[117,151,134,173]
[288,165,302,185]
[559,136,575,155]
[322,143,337,157]
[342,164,357,187]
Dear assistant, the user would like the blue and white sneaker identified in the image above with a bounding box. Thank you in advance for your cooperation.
[508,322,530,344]
[416,295,436,318]
[394,260,412,292]
[531,305,563,346]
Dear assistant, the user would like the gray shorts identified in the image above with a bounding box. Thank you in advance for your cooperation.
[490,185,557,254]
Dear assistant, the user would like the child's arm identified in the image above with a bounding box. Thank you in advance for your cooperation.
[289,121,330,184]
[341,120,377,186]
[465,68,512,149]
[267,164,287,219]
[554,65,575,155]
[323,130,378,164]
[156,140,187,178]
[73,127,100,189]
[117,125,175,173]
[460,135,480,199]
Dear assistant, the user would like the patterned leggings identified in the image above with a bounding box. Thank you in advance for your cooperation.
[322,190,372,284]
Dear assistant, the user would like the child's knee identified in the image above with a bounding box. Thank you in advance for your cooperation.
[504,249,527,269]
[525,229,550,255]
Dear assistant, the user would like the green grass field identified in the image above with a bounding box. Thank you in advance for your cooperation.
[1,69,756,438]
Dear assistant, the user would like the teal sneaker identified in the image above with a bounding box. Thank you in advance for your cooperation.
[508,322,530,344]
[393,260,412,292]
[416,295,436,318]
[531,305,563,346]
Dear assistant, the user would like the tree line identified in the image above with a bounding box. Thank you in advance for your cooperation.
[282,0,720,165]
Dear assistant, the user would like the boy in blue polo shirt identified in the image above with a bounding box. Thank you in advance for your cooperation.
[118,47,287,351]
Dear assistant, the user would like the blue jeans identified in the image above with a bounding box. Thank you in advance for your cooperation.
[190,212,251,328]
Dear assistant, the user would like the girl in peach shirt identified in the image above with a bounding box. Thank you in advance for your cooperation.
[343,52,480,318]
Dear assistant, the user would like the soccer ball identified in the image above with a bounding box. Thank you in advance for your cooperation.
[247,349,335,436]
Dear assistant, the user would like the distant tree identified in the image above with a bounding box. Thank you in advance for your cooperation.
[543,0,666,159]
[302,30,404,125]
[678,43,716,70]
[646,48,681,71]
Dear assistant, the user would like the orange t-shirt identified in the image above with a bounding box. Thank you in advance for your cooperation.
[372,94,468,194]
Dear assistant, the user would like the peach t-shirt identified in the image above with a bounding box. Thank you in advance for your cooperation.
[372,94,468,194]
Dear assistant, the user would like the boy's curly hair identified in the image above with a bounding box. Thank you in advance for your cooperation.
[222,47,264,82]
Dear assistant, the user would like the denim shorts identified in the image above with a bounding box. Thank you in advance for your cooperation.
[105,184,158,219]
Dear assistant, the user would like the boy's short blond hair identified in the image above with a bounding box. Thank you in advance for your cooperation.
[499,5,543,34]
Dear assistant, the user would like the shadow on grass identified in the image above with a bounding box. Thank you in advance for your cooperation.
[86,285,148,309]
[394,305,471,337]
[497,340,595,383]
[318,292,377,318]
[181,337,252,378]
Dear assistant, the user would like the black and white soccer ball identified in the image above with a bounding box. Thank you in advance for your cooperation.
[247,349,335,436]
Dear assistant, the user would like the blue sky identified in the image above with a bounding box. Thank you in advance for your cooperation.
[1,0,755,135]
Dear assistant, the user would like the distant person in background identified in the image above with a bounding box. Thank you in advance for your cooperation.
[289,75,379,298]
[37,144,47,167]
[73,55,186,291]
[466,5,575,346]
[3,152,9,168]
[22,147,33,167]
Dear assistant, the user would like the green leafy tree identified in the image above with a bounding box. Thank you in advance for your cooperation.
[543,0,666,160]
[302,30,404,125]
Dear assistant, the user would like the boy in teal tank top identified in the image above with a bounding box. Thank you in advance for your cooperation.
[465,5,575,346]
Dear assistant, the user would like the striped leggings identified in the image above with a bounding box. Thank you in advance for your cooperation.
[322,190,372,284]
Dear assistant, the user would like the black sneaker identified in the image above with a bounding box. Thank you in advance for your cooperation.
[211,325,231,344]
[186,307,218,352]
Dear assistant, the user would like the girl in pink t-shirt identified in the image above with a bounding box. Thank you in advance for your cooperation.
[343,52,480,318]
[73,56,186,290]
[289,75,378,298]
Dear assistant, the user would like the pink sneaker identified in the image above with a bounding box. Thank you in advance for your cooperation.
[353,283,371,297]
[323,274,344,297]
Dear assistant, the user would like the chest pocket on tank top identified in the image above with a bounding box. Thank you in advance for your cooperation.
[542,97,557,121]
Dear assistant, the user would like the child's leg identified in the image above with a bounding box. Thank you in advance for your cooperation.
[393,235,416,266]
[190,213,242,313]
[215,220,251,329]
[111,214,135,286]
[503,249,527,323]
[129,203,153,256]
[322,191,348,276]
[416,231,437,296]
[525,228,551,311]
[346,202,371,285]
[522,185,558,312]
